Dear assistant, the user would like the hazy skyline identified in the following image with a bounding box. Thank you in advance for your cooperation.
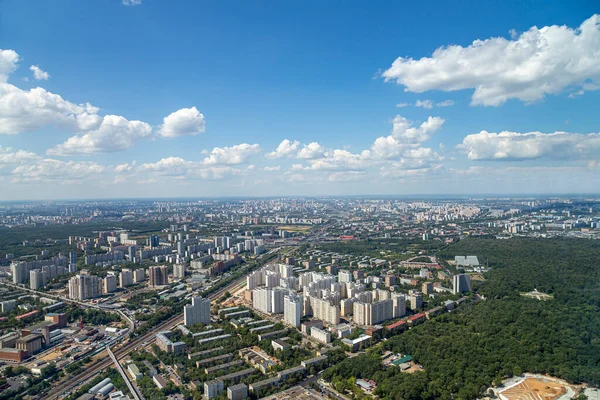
[1,1,599,200]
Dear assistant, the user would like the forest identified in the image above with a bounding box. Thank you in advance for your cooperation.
[322,238,600,400]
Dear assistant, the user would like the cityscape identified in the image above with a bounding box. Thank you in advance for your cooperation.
[1,1,599,400]
[0,196,598,400]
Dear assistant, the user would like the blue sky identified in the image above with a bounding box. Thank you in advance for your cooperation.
[0,0,599,199]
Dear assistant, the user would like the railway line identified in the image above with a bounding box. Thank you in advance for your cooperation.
[42,247,286,399]
[44,276,245,399]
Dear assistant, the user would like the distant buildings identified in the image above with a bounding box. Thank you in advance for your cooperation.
[29,269,46,290]
[310,327,331,344]
[283,294,302,327]
[149,265,168,287]
[134,268,145,283]
[253,287,288,314]
[155,330,185,354]
[173,264,186,280]
[453,274,471,294]
[103,275,117,294]
[410,292,423,310]
[184,296,211,327]
[68,274,102,300]
[309,296,340,325]
[455,256,479,267]
[119,269,134,288]
[338,270,352,283]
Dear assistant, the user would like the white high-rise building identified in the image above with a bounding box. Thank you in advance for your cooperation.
[173,264,186,280]
[120,269,134,288]
[392,294,406,318]
[353,299,394,326]
[184,296,211,327]
[11,262,29,284]
[103,275,117,293]
[283,294,302,326]
[29,269,46,290]
[265,271,281,288]
[309,296,340,325]
[252,287,286,314]
[134,268,145,283]
[338,270,352,283]
[69,274,102,300]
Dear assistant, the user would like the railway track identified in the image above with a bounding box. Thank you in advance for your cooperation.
[42,248,285,399]
[43,276,246,399]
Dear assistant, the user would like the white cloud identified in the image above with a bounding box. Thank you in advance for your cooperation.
[0,49,19,82]
[305,149,366,171]
[202,143,261,165]
[436,100,455,107]
[122,0,142,5]
[0,146,41,166]
[158,107,206,138]
[137,157,246,181]
[297,142,326,159]
[115,161,136,173]
[391,115,444,143]
[0,83,102,135]
[263,166,281,171]
[47,115,152,156]
[415,99,433,109]
[396,102,410,108]
[459,130,600,161]
[11,158,105,183]
[29,65,50,80]
[266,139,300,159]
[382,14,600,105]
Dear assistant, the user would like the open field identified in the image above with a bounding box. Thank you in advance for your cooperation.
[277,225,312,232]
[497,376,575,400]
[520,290,553,301]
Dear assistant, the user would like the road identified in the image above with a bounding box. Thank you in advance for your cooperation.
[41,247,286,399]
[107,346,143,400]
[42,274,247,399]
[1,282,136,331]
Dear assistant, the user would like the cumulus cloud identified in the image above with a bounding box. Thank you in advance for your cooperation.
[382,14,600,105]
[0,146,41,165]
[158,107,206,138]
[122,0,142,5]
[115,161,136,173]
[47,115,152,156]
[266,139,300,159]
[202,143,261,165]
[459,130,600,161]
[137,157,245,180]
[305,149,366,171]
[297,142,326,159]
[0,49,19,82]
[263,166,281,172]
[11,159,105,183]
[0,83,102,135]
[29,65,50,80]
[0,48,206,156]
[390,115,444,143]
[415,99,433,109]
[396,102,410,108]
